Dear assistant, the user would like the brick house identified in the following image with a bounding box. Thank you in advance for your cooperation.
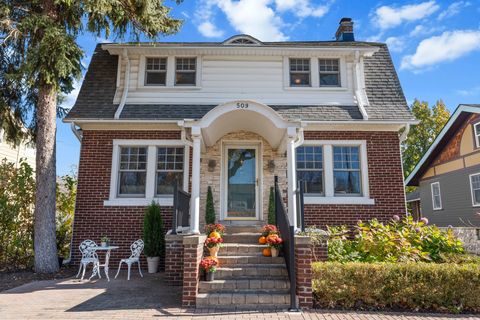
[65,18,415,308]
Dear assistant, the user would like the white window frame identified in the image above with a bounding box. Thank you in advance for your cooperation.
[288,58,311,87]
[474,122,480,148]
[431,182,442,211]
[318,58,341,87]
[296,145,324,196]
[469,173,480,207]
[138,56,202,89]
[144,57,167,86]
[105,140,189,206]
[300,140,373,205]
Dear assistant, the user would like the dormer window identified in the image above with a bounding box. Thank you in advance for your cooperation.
[223,35,262,45]
[474,122,480,148]
[319,59,340,87]
[289,58,311,87]
[145,57,167,86]
[230,38,256,44]
[175,57,197,86]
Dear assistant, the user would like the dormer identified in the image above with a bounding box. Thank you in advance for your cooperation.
[222,35,263,46]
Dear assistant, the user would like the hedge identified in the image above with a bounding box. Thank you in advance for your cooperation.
[312,262,480,313]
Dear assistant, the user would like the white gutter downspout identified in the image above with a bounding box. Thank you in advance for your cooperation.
[353,50,369,120]
[399,123,411,216]
[399,123,410,143]
[70,122,82,141]
[293,127,304,148]
[114,49,130,119]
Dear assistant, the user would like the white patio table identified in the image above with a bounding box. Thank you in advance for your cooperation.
[88,245,119,281]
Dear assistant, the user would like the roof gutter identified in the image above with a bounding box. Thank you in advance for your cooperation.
[114,49,130,119]
[302,119,419,125]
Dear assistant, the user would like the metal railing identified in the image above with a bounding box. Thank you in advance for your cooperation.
[295,180,305,232]
[171,183,191,235]
[274,176,298,311]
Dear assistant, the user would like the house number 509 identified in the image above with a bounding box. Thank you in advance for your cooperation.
[236,102,249,109]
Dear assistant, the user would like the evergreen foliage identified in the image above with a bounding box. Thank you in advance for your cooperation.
[205,186,215,225]
[268,187,275,225]
[143,202,165,257]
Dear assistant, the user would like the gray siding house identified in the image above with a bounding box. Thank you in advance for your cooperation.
[406,104,480,253]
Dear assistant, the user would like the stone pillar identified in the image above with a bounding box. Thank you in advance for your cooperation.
[190,127,201,234]
[182,234,206,307]
[165,233,184,286]
[286,127,297,229]
[295,235,313,309]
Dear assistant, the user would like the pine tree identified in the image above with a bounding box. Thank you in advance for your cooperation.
[0,0,182,273]
[205,186,215,225]
[268,187,276,225]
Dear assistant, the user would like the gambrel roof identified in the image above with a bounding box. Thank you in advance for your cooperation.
[65,38,414,123]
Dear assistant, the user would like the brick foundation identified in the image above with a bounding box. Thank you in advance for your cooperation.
[295,235,313,309]
[181,235,206,307]
[165,234,184,286]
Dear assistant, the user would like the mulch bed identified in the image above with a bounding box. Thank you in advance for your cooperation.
[0,266,77,292]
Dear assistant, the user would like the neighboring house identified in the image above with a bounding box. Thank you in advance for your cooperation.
[0,128,36,170]
[406,104,480,254]
[65,18,415,306]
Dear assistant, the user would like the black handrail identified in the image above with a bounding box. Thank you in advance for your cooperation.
[274,176,299,311]
[172,183,191,235]
[295,180,305,232]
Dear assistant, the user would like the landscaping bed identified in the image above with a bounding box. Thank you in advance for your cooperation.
[0,266,76,292]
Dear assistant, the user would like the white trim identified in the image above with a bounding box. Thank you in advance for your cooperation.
[304,196,375,205]
[473,122,480,148]
[114,49,130,119]
[469,172,480,207]
[431,182,442,211]
[406,104,480,186]
[107,139,188,206]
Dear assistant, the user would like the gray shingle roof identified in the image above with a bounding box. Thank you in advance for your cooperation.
[65,42,414,122]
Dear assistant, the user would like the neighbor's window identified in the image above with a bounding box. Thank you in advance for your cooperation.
[118,147,147,197]
[156,147,184,195]
[289,58,311,86]
[175,57,196,86]
[431,182,442,210]
[319,59,340,87]
[470,173,480,206]
[333,146,361,195]
[145,57,167,86]
[474,122,480,148]
[296,146,324,195]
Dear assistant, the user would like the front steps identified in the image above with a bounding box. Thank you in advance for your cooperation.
[197,226,291,310]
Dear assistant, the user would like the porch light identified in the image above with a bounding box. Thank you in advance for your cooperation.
[208,159,216,172]
[268,159,275,172]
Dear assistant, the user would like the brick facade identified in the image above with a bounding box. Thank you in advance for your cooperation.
[302,131,406,228]
[165,234,184,286]
[182,235,206,307]
[71,130,181,269]
[295,236,314,309]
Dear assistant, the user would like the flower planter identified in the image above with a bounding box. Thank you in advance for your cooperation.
[208,246,219,257]
[205,272,215,282]
[147,256,160,273]
[101,242,108,247]
[271,247,279,257]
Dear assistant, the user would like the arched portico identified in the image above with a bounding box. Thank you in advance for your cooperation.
[183,101,303,233]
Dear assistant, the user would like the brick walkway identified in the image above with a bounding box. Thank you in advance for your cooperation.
[0,273,478,319]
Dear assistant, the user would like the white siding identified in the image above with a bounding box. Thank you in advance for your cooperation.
[0,141,36,170]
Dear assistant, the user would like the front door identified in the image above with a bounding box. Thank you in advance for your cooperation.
[223,144,259,220]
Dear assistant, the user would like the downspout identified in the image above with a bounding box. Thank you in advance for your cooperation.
[293,127,304,148]
[114,49,130,119]
[353,50,369,120]
[70,123,82,141]
[399,123,411,216]
[399,123,410,143]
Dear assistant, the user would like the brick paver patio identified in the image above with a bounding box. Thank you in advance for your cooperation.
[0,273,478,319]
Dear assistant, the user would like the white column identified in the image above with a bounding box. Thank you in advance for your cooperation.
[286,127,297,229]
[190,127,201,234]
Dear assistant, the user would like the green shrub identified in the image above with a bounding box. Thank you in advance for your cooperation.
[56,175,77,258]
[268,187,275,225]
[313,262,480,313]
[143,202,165,257]
[205,186,215,224]
[327,216,464,263]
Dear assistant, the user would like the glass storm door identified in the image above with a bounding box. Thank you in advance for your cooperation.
[225,147,258,219]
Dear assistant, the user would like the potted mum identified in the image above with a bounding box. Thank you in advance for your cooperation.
[143,202,165,273]
[200,256,218,281]
[266,233,283,257]
[205,236,223,257]
[205,223,226,238]
[261,224,278,237]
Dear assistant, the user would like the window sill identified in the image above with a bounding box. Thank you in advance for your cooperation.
[137,85,202,90]
[303,196,375,205]
[283,86,348,91]
[104,197,173,207]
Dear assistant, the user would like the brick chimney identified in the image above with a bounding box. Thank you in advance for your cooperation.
[335,17,354,41]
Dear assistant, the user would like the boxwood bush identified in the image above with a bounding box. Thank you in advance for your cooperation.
[313,262,480,313]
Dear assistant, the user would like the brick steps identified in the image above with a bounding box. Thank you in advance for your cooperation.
[221,243,265,255]
[215,265,288,278]
[222,232,259,244]
[218,255,284,266]
[199,279,289,293]
[196,292,290,309]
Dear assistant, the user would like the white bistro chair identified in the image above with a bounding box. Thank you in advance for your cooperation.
[76,240,100,280]
[115,239,144,280]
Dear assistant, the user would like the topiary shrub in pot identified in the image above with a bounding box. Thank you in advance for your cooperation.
[143,202,165,273]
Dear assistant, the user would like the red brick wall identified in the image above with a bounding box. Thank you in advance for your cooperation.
[71,130,181,269]
[303,131,406,228]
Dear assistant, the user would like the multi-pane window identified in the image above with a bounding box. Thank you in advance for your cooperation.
[296,146,323,194]
[319,59,340,87]
[118,147,147,196]
[145,57,167,86]
[289,58,311,86]
[175,58,196,86]
[431,182,442,210]
[474,122,480,148]
[333,146,361,195]
[470,173,480,206]
[156,147,184,195]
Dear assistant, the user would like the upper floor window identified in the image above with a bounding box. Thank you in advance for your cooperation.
[431,182,442,210]
[156,147,184,195]
[289,58,311,87]
[333,146,361,195]
[118,147,148,197]
[296,146,323,195]
[175,57,196,86]
[474,122,480,148]
[145,57,167,86]
[319,59,340,87]
[470,173,480,206]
